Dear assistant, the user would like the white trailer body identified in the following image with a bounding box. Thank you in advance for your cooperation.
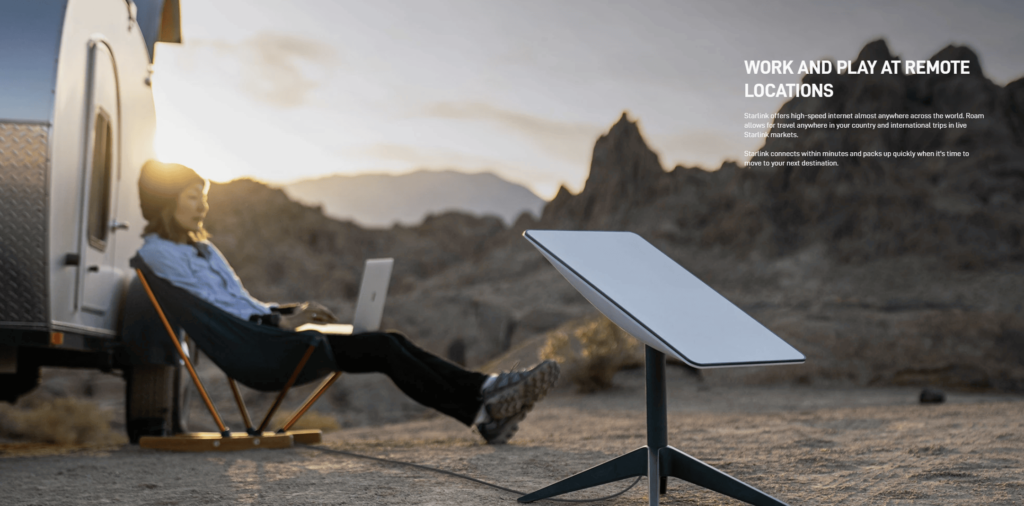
[1,0,180,382]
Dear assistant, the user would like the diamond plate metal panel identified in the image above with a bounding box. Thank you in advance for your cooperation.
[0,122,49,324]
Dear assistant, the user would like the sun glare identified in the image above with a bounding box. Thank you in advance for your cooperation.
[150,57,248,183]
[150,46,358,186]
[152,128,234,183]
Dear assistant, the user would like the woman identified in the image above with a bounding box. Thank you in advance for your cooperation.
[136,160,558,444]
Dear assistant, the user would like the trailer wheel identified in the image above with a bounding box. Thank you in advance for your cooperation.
[125,364,174,443]
[125,340,196,443]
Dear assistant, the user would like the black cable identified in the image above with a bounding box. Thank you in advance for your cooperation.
[298,443,642,503]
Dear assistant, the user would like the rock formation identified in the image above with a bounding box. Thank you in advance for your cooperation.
[542,112,669,229]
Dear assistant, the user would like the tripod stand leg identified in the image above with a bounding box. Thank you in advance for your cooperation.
[518,446,648,503]
[660,446,789,506]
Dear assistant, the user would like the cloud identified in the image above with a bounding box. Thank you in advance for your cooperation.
[422,102,603,163]
[241,32,338,107]
[185,32,339,107]
[351,142,514,173]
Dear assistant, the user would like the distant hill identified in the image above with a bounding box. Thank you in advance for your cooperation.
[282,170,546,228]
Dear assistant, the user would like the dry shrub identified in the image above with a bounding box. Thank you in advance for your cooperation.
[540,316,643,393]
[269,410,341,432]
[0,397,125,446]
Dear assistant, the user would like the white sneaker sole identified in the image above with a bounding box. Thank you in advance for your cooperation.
[485,361,560,420]
[479,409,528,445]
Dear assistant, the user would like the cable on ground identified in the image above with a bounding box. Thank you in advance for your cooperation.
[298,443,642,503]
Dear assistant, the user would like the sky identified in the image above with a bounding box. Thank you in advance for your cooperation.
[152,0,1024,200]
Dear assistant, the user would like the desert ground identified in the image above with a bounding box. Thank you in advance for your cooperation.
[2,366,1022,505]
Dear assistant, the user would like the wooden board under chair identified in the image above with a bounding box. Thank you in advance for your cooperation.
[139,432,294,452]
[283,429,323,445]
[138,429,322,452]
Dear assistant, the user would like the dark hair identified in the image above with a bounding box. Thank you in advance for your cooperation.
[142,201,210,244]
[138,160,210,243]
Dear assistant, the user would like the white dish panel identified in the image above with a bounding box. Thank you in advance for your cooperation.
[525,230,804,368]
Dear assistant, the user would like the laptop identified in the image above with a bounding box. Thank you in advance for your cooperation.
[295,258,394,335]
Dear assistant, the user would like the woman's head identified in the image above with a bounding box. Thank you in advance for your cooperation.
[138,160,210,243]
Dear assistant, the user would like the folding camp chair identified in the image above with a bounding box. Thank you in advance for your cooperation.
[128,256,344,452]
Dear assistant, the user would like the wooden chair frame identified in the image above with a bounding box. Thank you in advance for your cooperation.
[135,268,341,451]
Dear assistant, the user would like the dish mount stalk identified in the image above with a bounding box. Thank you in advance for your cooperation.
[518,345,788,506]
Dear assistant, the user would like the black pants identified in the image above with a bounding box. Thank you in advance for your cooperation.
[325,331,488,426]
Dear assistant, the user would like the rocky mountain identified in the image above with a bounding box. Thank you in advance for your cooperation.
[205,39,1024,398]
[282,170,545,228]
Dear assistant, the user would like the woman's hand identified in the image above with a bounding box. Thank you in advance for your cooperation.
[278,301,340,330]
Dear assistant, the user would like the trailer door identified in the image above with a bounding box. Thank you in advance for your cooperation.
[77,41,122,316]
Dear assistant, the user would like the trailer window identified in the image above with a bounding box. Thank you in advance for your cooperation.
[87,112,113,251]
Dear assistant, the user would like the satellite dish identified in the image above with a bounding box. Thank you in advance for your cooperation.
[524,230,804,368]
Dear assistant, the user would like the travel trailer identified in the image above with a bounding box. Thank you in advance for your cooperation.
[0,0,189,437]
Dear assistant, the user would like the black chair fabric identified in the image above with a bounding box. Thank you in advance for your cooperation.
[122,255,337,392]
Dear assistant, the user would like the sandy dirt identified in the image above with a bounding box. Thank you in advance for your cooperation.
[2,368,1022,505]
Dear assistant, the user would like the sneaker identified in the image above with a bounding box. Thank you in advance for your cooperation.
[481,360,560,420]
[477,409,529,445]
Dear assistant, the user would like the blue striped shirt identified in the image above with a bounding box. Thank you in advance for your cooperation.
[138,234,272,320]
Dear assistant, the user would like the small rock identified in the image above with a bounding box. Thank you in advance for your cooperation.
[919,388,946,404]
